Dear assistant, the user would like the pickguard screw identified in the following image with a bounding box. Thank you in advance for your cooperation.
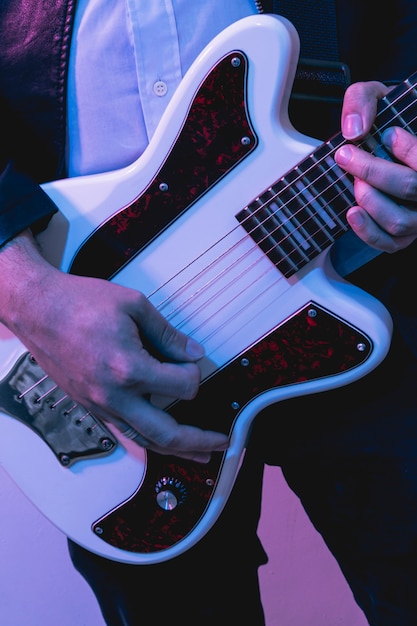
[307,308,317,318]
[357,343,367,352]
[241,358,250,367]
[231,57,241,68]
[206,479,215,487]
[231,401,240,410]
[95,526,104,535]
[241,136,251,146]
[159,182,169,192]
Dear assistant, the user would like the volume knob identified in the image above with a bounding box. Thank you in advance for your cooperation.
[155,476,187,511]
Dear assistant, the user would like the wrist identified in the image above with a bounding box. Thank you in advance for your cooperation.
[0,230,56,332]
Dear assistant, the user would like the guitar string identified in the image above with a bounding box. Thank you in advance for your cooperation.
[23,79,417,403]
[236,76,417,265]
[151,83,417,343]
[149,80,417,346]
[154,78,417,321]
[264,86,417,268]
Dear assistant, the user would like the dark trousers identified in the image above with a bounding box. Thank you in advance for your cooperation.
[68,446,267,626]
[69,328,417,626]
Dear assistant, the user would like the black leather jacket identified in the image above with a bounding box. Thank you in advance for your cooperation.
[1,0,417,245]
[0,0,75,242]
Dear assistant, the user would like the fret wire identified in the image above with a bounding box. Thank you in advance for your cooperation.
[153,74,417,313]
[239,152,354,266]
[238,145,352,258]
[266,190,319,256]
[252,181,353,275]
[240,77,417,235]
[237,83,417,274]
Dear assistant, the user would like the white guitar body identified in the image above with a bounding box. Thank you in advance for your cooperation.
[0,15,393,564]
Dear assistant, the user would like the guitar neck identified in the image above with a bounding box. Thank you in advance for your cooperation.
[236,70,417,278]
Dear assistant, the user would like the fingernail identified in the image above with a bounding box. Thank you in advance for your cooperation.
[186,338,205,359]
[347,209,364,228]
[343,113,363,139]
[335,145,353,165]
[382,127,396,149]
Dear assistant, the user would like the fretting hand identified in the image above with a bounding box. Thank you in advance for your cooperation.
[335,80,417,252]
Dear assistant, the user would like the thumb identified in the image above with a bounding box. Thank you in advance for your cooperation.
[132,294,205,363]
[341,81,388,140]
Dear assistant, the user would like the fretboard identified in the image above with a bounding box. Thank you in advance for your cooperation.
[236,70,417,278]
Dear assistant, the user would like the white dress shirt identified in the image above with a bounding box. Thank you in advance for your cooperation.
[67,0,257,176]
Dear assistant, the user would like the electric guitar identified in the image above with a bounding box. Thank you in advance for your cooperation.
[1,13,411,564]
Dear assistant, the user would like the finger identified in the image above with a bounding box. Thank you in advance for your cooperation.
[341,81,391,139]
[334,144,417,203]
[109,400,229,459]
[382,126,417,172]
[131,350,202,399]
[119,425,152,448]
[118,422,228,463]
[346,182,417,252]
[347,206,415,252]
[132,292,205,364]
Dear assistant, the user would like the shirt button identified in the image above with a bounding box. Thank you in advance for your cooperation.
[153,80,168,97]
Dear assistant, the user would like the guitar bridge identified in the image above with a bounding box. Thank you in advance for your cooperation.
[0,352,117,467]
